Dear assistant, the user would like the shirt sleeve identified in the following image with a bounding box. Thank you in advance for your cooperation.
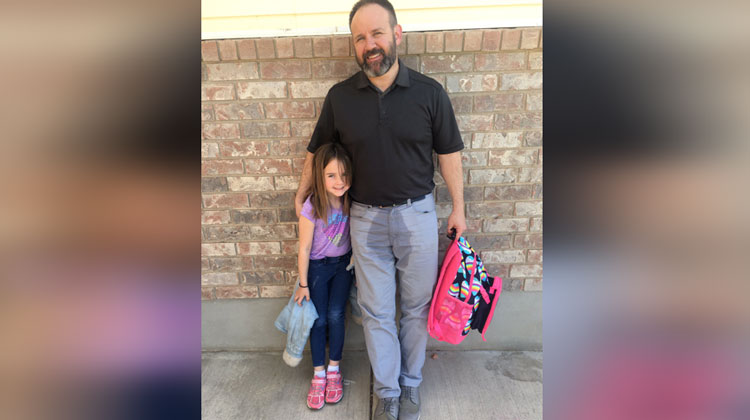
[431,86,464,154]
[307,90,339,153]
[300,196,316,222]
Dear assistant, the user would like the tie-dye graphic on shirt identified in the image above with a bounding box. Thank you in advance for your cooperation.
[301,196,351,260]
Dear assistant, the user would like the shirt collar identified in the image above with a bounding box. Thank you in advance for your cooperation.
[355,58,411,90]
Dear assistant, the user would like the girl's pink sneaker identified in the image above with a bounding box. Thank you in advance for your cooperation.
[325,371,344,404]
[307,376,326,410]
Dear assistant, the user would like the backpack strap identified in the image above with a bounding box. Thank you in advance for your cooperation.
[478,283,491,304]
[428,237,462,333]
[480,276,503,342]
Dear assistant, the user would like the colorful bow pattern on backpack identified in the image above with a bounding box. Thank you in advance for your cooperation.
[444,237,496,335]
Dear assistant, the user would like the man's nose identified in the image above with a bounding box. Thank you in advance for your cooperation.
[365,35,376,50]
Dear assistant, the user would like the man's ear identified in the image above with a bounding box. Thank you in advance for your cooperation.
[394,24,403,45]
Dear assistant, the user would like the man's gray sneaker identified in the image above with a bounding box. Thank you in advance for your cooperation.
[399,386,420,420]
[373,397,399,420]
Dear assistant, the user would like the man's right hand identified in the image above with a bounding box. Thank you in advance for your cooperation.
[295,194,305,219]
[295,152,315,218]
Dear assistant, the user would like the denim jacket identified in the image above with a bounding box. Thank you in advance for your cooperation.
[274,286,319,367]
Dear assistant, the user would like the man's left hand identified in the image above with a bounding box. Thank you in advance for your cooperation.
[446,209,467,239]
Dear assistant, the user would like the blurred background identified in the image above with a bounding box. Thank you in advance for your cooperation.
[0,0,749,419]
[544,1,750,419]
[0,1,199,419]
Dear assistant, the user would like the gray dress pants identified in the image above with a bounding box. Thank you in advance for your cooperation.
[349,193,439,399]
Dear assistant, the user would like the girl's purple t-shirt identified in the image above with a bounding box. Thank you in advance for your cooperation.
[301,196,351,260]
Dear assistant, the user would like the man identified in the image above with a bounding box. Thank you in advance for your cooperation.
[294,1,466,419]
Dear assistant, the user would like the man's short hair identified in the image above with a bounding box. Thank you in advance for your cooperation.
[349,0,398,29]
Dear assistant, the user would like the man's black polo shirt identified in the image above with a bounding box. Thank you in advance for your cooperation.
[307,59,463,206]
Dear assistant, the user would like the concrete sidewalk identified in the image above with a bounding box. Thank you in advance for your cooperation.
[202,350,542,420]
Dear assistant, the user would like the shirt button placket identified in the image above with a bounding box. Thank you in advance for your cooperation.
[379,93,386,123]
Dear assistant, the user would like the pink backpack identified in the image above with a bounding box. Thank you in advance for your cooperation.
[428,234,502,344]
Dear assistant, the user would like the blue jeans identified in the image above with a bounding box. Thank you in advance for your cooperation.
[308,251,353,367]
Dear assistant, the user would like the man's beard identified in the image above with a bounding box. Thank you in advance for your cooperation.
[356,36,398,78]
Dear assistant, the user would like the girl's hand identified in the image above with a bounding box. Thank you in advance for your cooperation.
[294,286,310,306]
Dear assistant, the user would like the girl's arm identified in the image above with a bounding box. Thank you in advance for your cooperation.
[294,215,315,306]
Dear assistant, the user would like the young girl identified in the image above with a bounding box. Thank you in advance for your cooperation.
[294,142,354,410]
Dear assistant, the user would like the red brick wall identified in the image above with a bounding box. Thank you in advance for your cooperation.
[201,28,543,300]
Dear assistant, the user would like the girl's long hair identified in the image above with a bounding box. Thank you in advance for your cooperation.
[309,143,352,225]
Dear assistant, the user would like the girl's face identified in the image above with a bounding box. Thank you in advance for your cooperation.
[323,159,350,199]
